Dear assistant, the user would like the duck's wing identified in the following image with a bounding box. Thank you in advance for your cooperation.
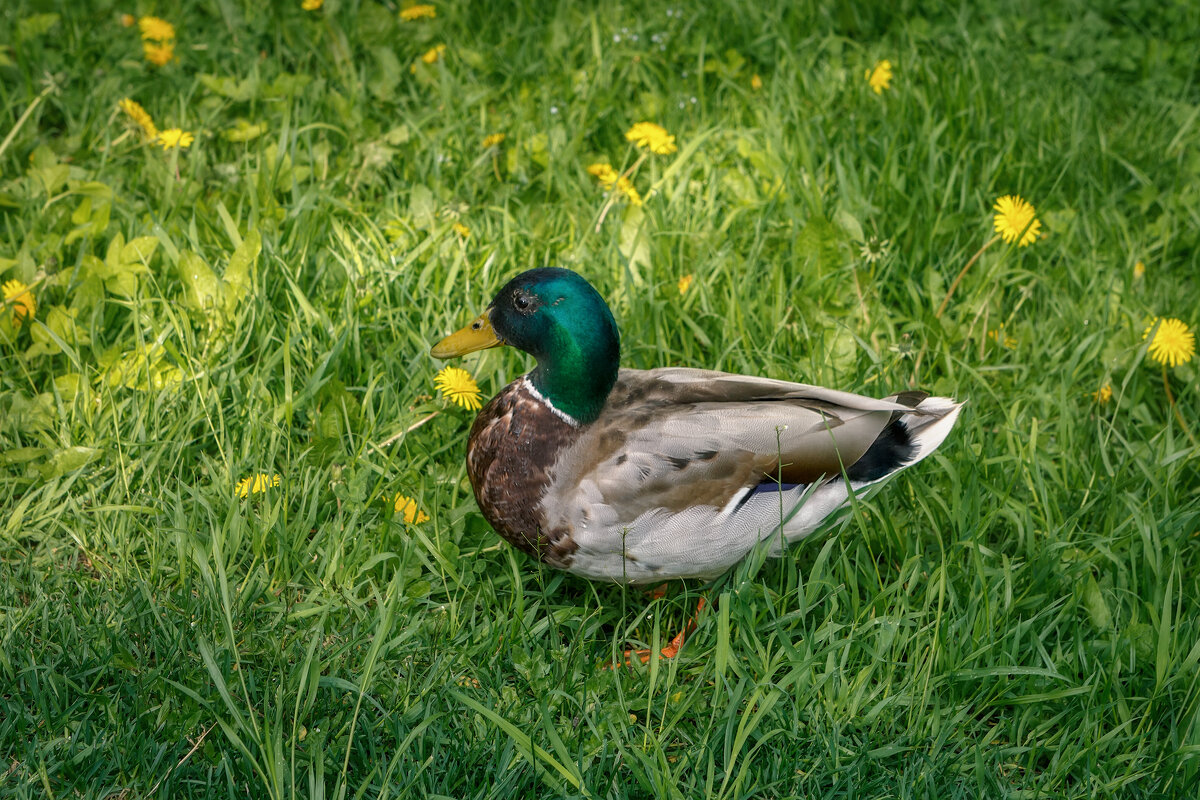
[552,367,931,517]
[544,368,961,582]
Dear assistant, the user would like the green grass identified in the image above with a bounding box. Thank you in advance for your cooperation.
[2,0,1199,797]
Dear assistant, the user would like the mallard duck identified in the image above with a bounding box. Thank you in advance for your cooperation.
[432,268,961,585]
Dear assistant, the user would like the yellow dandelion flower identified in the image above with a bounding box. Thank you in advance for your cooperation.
[865,60,893,94]
[235,473,281,498]
[421,44,446,64]
[3,279,36,328]
[453,222,470,238]
[751,74,763,91]
[987,327,1017,349]
[120,13,135,27]
[143,40,175,66]
[1092,383,1112,404]
[1143,318,1195,368]
[587,163,641,205]
[155,128,195,150]
[138,15,175,41]
[435,365,482,410]
[1133,261,1146,280]
[400,4,436,21]
[482,132,506,149]
[389,494,430,524]
[302,0,324,9]
[587,162,619,188]
[992,195,1041,247]
[118,98,158,139]
[625,122,677,155]
[678,274,694,295]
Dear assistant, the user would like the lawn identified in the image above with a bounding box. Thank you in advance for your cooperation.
[2,0,1199,797]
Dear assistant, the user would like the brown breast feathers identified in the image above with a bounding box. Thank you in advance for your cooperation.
[466,379,581,568]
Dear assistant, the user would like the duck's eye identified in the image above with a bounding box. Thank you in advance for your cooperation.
[514,293,531,311]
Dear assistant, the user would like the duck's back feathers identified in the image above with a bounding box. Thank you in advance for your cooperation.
[550,368,922,516]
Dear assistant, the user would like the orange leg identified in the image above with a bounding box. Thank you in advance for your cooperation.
[611,597,707,668]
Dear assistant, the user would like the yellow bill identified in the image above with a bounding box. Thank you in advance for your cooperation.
[431,310,504,358]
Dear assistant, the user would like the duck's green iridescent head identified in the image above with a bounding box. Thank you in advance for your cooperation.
[431,267,620,424]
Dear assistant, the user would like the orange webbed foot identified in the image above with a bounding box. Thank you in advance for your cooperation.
[606,597,707,669]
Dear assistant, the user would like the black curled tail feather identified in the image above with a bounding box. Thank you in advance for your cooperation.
[845,418,918,482]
